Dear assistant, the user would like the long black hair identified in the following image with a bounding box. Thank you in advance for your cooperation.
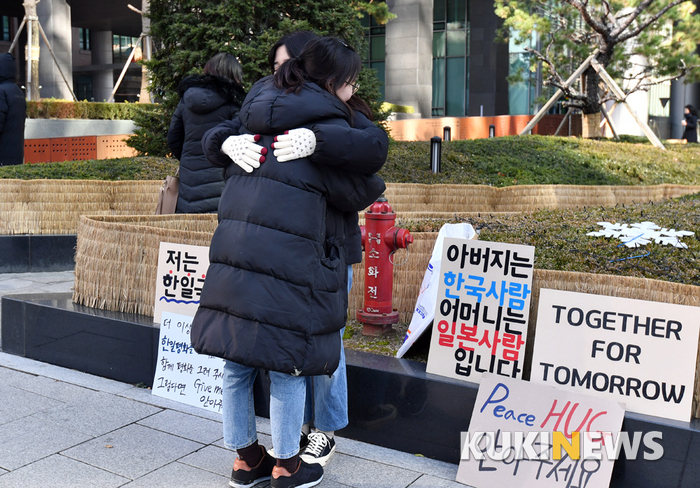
[204,52,243,85]
[275,37,370,121]
[268,30,317,74]
[275,37,361,97]
[686,104,698,117]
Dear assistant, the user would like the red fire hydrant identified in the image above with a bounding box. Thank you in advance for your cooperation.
[357,197,413,336]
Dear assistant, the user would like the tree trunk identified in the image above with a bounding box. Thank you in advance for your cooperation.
[139,0,151,103]
[23,0,40,101]
[582,66,601,115]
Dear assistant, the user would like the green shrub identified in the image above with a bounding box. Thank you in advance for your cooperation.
[0,157,176,180]
[125,104,173,157]
[377,136,700,186]
[26,100,151,120]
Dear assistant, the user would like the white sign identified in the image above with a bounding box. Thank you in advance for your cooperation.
[152,311,225,413]
[153,242,210,323]
[531,289,700,422]
[457,374,625,488]
[426,238,535,383]
[397,223,477,358]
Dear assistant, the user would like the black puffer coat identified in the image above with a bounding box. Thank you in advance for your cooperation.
[0,54,26,166]
[191,77,386,376]
[167,75,245,213]
[201,84,388,264]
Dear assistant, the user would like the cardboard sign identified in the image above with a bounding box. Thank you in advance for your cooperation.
[426,238,535,382]
[152,311,225,413]
[456,374,625,488]
[153,242,210,323]
[531,289,700,422]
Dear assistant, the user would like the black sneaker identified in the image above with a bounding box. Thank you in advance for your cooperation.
[300,432,336,466]
[229,447,276,488]
[270,459,324,488]
[299,431,310,451]
[269,432,310,458]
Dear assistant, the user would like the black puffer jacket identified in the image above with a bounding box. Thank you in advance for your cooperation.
[0,54,26,166]
[167,75,245,213]
[201,81,388,264]
[191,77,386,376]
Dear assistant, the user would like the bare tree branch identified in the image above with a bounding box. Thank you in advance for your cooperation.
[561,0,608,36]
[617,0,688,43]
[610,0,653,38]
[601,0,617,26]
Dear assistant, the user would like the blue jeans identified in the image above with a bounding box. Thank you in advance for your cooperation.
[223,360,306,459]
[303,265,351,432]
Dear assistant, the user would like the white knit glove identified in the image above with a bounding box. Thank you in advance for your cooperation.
[221,134,267,173]
[272,128,316,162]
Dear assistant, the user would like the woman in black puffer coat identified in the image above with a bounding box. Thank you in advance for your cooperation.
[190,38,385,487]
[167,53,246,213]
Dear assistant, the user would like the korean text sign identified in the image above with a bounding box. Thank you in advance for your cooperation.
[456,374,624,488]
[427,238,535,382]
[531,289,700,422]
[153,242,210,323]
[152,311,225,413]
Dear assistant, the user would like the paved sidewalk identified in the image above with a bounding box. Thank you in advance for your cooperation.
[0,272,463,488]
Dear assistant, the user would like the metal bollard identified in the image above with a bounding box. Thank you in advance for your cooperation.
[430,136,441,173]
[489,125,496,138]
[443,126,451,141]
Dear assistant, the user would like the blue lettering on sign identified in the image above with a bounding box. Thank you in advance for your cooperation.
[480,382,536,426]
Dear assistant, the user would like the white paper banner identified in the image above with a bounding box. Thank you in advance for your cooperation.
[152,311,225,413]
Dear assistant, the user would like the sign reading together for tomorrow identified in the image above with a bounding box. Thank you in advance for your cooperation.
[426,238,535,383]
[456,374,626,488]
[530,289,700,422]
[153,242,210,323]
[152,311,225,413]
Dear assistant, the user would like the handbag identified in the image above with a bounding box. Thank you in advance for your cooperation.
[155,167,180,215]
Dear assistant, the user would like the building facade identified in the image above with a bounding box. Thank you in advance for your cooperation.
[1,0,697,139]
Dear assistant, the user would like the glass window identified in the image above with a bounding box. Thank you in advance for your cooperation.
[370,36,385,61]
[433,31,445,57]
[371,61,385,100]
[1,16,9,42]
[79,28,90,51]
[447,0,466,28]
[507,31,538,115]
[74,75,93,101]
[432,0,469,116]
[360,13,386,102]
[434,0,446,22]
[432,58,445,116]
[446,30,466,57]
[446,57,465,115]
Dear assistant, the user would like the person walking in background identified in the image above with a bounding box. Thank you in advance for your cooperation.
[202,31,389,468]
[682,104,698,143]
[167,52,246,213]
[0,53,26,166]
[191,36,385,488]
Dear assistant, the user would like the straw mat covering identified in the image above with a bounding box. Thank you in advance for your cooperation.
[72,214,217,316]
[382,183,700,213]
[0,180,162,235]
[2,180,698,235]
